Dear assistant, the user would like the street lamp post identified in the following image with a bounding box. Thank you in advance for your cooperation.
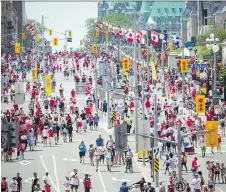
[159,34,166,97]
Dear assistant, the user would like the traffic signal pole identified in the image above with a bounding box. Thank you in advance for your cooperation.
[41,15,45,68]
[65,30,67,52]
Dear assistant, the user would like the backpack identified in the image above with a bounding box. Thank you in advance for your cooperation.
[83,178,91,188]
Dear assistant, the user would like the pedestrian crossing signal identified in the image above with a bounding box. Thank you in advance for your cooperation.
[92,44,98,54]
[122,57,130,71]
[195,95,206,114]
[53,38,58,46]
[180,59,188,73]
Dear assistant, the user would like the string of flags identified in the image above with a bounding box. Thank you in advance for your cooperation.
[24,24,36,37]
[95,20,163,46]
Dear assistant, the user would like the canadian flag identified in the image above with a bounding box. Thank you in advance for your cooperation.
[30,26,35,32]
[136,31,142,44]
[118,28,124,39]
[127,32,133,43]
[25,24,30,30]
[151,32,158,45]
[98,21,103,30]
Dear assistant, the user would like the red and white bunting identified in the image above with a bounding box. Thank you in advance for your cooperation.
[151,32,158,46]
[25,24,30,30]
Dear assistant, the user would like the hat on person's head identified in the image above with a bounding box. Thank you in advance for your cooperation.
[195,173,199,176]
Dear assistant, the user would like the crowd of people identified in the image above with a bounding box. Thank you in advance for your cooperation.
[1,48,226,192]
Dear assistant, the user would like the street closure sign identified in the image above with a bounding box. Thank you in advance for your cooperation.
[174,180,186,192]
[186,101,194,110]
[1,132,8,148]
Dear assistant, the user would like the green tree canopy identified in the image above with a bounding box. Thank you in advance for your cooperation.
[84,13,133,40]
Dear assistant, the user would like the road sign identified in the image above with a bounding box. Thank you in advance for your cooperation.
[67,38,72,42]
[112,111,117,121]
[1,132,8,148]
[174,180,186,192]
[186,101,194,110]
[154,158,159,172]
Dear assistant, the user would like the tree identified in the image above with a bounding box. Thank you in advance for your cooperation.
[84,13,133,40]
[22,18,47,48]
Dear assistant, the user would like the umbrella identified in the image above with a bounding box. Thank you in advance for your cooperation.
[19,124,33,131]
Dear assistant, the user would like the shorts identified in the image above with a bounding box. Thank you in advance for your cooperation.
[89,121,93,126]
[100,154,105,161]
[71,185,79,190]
[94,122,98,126]
[43,136,48,139]
[192,136,197,142]
[79,152,85,158]
[45,106,48,110]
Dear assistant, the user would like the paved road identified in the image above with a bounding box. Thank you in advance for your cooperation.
[1,58,144,192]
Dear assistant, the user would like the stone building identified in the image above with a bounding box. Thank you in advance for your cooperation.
[1,1,25,53]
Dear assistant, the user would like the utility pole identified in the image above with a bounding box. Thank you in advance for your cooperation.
[94,56,98,114]
[153,94,159,187]
[133,13,139,153]
[213,14,217,96]
[65,30,67,52]
[41,15,44,68]
[177,122,183,181]
[181,14,185,103]
[161,31,166,97]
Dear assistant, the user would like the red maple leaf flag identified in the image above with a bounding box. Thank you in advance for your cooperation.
[151,32,158,45]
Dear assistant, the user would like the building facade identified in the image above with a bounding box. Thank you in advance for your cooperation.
[1,1,25,53]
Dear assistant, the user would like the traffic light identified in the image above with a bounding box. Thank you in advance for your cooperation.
[107,24,110,33]
[49,29,53,36]
[53,38,58,46]
[14,43,21,54]
[22,33,26,40]
[92,44,98,54]
[35,35,40,42]
[122,57,130,71]
[195,95,206,114]
[180,59,188,72]
[95,30,99,37]
[8,122,19,147]
[169,41,173,52]
[205,121,218,147]
[80,40,82,45]
[68,30,72,37]
[114,123,127,150]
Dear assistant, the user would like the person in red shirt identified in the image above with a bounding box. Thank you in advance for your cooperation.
[13,103,18,111]
[186,117,193,128]
[31,89,36,100]
[1,177,8,192]
[191,157,199,173]
[26,82,30,94]
[145,99,151,113]
[18,142,26,160]
[49,97,55,113]
[48,128,54,146]
[71,89,75,98]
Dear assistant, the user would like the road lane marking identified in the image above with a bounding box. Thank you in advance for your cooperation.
[98,171,107,192]
[112,177,130,182]
[40,155,58,192]
[217,189,223,192]
[63,158,79,161]
[24,178,33,184]
[19,160,31,166]
[53,155,60,192]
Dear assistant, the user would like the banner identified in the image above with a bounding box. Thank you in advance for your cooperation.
[44,74,52,96]
[150,60,157,81]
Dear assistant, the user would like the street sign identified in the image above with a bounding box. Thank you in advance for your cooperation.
[1,132,8,148]
[189,64,210,69]
[186,101,195,110]
[174,180,186,192]
[112,111,117,121]
[67,38,72,42]
[154,158,159,173]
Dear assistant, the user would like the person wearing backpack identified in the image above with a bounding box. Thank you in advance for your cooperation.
[83,174,92,192]
[181,152,188,172]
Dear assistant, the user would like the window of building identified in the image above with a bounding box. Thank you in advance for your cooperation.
[203,9,207,25]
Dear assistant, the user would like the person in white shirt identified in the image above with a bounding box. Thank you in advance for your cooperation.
[10,177,18,192]
[63,176,70,192]
[191,174,201,192]
[43,172,51,192]
[42,126,49,147]
[98,144,106,164]
[70,169,79,192]
[106,135,114,148]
